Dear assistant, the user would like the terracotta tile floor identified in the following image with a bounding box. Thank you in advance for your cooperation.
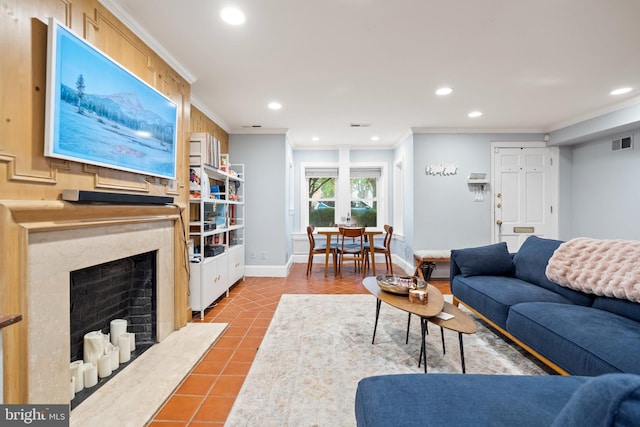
[149,263,450,426]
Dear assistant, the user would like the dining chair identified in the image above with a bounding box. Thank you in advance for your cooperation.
[364,224,393,274]
[306,226,336,276]
[338,227,366,277]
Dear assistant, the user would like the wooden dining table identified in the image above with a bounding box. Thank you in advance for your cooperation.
[317,228,383,277]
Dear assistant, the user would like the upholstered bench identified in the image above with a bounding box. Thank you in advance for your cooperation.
[413,249,450,279]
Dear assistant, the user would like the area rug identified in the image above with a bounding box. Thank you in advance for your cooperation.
[225,294,551,427]
[71,322,227,427]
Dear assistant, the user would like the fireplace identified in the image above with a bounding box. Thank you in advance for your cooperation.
[24,216,177,404]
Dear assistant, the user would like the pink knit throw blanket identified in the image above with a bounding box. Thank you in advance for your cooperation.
[546,237,640,303]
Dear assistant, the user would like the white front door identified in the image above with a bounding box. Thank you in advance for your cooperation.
[491,142,558,252]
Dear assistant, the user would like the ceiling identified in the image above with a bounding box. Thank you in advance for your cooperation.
[103,0,640,148]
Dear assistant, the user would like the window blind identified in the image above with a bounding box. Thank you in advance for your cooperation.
[350,167,382,178]
[305,167,338,178]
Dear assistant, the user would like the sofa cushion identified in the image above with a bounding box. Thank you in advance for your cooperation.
[507,302,640,375]
[451,242,514,277]
[552,373,640,427]
[355,373,589,427]
[592,296,640,323]
[513,236,593,306]
[452,275,574,328]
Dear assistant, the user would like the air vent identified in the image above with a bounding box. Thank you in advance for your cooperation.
[241,125,262,128]
[349,123,372,128]
[611,135,633,151]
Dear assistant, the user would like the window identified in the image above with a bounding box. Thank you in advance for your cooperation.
[349,167,381,227]
[306,167,337,227]
[303,163,386,229]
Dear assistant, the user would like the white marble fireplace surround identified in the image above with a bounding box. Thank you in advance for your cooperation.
[0,201,180,404]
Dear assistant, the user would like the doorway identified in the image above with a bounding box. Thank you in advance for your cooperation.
[491,142,558,251]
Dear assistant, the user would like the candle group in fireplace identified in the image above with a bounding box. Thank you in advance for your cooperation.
[70,318,136,401]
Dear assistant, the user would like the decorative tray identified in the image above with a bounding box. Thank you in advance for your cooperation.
[376,275,415,295]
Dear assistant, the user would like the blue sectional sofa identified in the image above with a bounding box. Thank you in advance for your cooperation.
[450,236,640,376]
[355,372,640,427]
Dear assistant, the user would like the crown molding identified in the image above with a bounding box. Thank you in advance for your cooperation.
[229,128,289,135]
[390,128,414,149]
[190,96,231,133]
[98,0,197,84]
[546,95,640,132]
[411,127,545,134]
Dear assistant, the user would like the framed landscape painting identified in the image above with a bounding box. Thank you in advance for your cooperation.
[44,18,178,180]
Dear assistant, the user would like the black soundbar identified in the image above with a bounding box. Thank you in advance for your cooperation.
[62,190,173,205]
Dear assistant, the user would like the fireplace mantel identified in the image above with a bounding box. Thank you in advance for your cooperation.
[1,199,180,230]
[0,199,187,403]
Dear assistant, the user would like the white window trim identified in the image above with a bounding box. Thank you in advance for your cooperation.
[393,157,404,237]
[349,162,387,229]
[301,161,388,231]
[301,162,338,230]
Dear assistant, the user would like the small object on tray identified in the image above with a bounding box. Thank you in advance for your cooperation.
[409,288,429,304]
[435,312,455,321]
[376,275,416,295]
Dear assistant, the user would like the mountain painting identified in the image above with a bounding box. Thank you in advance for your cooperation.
[45,19,178,179]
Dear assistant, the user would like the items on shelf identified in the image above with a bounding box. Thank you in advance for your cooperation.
[189,132,245,319]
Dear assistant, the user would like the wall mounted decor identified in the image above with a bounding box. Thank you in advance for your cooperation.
[45,19,178,180]
[425,164,457,176]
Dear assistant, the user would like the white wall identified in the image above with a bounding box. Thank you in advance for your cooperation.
[229,134,289,275]
[411,133,544,253]
[567,129,640,239]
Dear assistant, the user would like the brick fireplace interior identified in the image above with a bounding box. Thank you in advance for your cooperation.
[70,251,158,408]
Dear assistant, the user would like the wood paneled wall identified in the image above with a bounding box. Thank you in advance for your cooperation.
[0,0,227,403]
[0,0,191,198]
[191,106,229,153]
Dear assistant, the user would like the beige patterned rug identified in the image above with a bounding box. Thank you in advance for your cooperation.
[225,294,552,427]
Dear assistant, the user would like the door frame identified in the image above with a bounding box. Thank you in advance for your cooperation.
[490,141,560,244]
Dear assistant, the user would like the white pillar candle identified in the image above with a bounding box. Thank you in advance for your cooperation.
[83,362,98,388]
[108,344,120,370]
[69,360,84,392]
[70,377,76,401]
[129,332,136,352]
[110,319,127,346]
[83,331,104,364]
[103,332,111,348]
[119,333,131,363]
[97,353,112,378]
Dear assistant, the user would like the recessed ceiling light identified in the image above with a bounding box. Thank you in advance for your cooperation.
[220,7,245,25]
[371,136,380,141]
[435,87,453,96]
[312,137,319,141]
[468,111,483,118]
[268,102,282,110]
[610,87,632,96]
